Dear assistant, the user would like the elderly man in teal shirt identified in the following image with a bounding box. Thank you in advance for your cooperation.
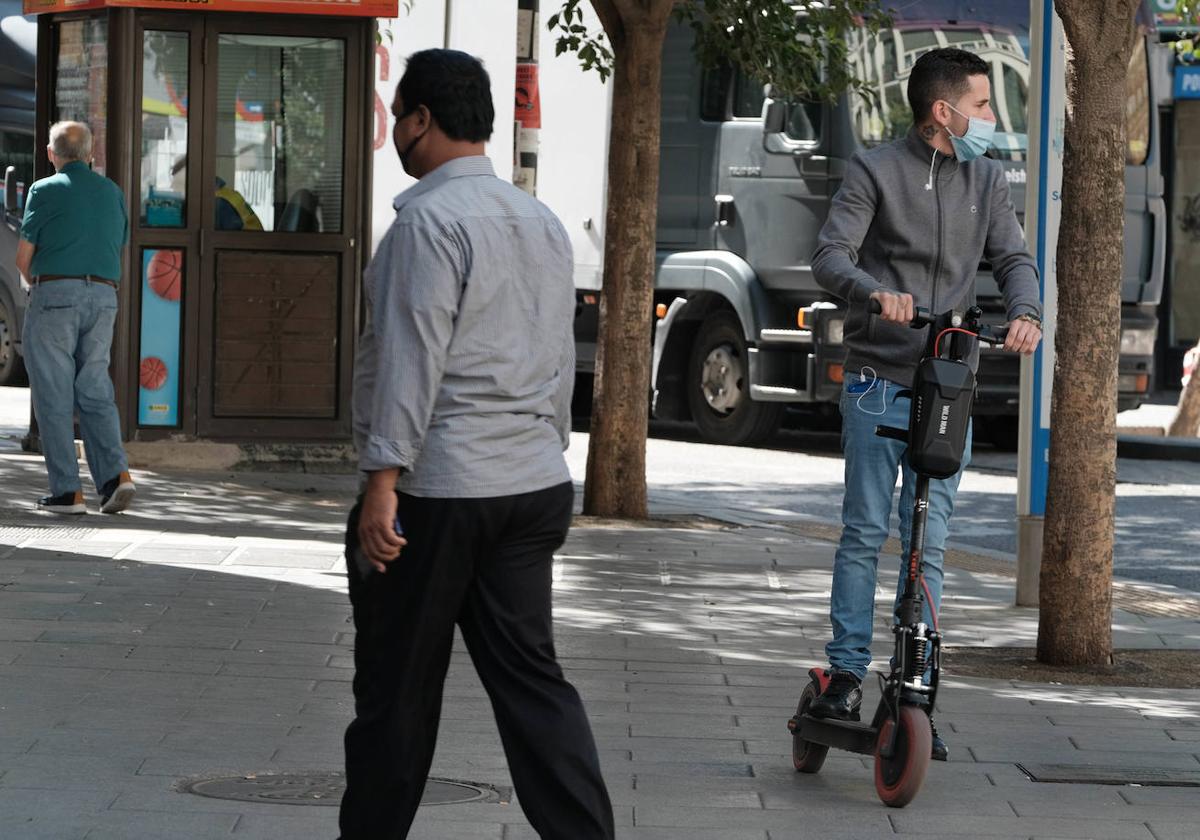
[15,121,135,515]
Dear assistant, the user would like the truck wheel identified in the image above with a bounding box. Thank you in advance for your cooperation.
[687,310,781,446]
[0,295,26,387]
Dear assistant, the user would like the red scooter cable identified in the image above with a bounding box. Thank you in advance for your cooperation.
[934,327,979,357]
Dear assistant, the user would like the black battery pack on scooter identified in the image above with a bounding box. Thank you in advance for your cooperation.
[907,356,975,480]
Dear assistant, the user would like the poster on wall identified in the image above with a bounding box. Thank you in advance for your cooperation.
[138,248,183,426]
[515,62,540,129]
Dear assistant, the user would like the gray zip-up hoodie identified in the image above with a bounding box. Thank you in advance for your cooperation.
[812,128,1041,387]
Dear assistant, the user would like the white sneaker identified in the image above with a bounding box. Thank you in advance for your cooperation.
[37,490,86,515]
[99,471,136,514]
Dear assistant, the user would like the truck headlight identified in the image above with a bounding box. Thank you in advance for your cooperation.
[1119,326,1155,356]
[825,318,845,345]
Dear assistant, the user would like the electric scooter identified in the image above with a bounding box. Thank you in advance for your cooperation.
[785,302,1008,808]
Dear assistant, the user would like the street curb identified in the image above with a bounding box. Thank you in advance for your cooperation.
[1117,433,1200,462]
[124,440,358,473]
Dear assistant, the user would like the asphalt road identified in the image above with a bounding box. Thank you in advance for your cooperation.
[614,413,1200,595]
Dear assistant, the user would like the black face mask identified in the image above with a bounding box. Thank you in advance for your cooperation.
[395,106,426,175]
[398,130,425,174]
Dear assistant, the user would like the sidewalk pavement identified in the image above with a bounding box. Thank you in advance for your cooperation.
[1,434,1200,838]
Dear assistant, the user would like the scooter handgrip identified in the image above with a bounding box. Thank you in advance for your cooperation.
[980,325,1009,345]
[868,299,882,315]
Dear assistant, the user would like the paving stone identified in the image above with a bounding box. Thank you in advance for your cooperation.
[3,442,1200,838]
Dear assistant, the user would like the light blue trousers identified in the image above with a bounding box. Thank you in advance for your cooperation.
[22,280,127,497]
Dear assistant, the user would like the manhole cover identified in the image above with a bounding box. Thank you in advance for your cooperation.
[180,773,495,806]
[1019,763,1200,787]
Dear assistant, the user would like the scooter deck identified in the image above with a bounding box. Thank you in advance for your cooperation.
[793,713,878,756]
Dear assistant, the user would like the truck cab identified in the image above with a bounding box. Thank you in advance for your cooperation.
[0,0,35,386]
[577,3,1165,447]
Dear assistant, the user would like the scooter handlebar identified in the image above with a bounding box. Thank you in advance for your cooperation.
[867,298,1011,344]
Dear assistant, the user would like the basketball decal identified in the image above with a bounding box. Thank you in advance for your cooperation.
[139,356,169,391]
[138,248,183,426]
[147,249,183,302]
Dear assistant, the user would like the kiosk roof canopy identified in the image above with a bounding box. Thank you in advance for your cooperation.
[24,0,396,18]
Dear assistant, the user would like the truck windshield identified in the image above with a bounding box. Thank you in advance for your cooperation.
[848,2,1030,159]
[0,130,33,189]
[848,0,1150,165]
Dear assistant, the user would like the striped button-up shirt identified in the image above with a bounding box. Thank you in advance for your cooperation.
[352,156,575,498]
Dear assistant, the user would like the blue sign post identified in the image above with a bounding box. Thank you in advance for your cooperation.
[1015,0,1065,606]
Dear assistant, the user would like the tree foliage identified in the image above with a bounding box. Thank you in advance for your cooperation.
[550,0,889,100]
[675,0,887,102]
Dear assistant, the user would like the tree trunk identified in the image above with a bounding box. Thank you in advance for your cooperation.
[582,3,673,518]
[1167,341,1200,437]
[1038,0,1139,667]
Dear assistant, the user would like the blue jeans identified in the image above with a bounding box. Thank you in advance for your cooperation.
[22,280,128,497]
[826,372,970,681]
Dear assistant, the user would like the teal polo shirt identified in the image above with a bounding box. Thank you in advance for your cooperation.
[20,161,129,283]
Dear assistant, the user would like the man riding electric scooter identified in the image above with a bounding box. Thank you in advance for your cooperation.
[807,47,1043,760]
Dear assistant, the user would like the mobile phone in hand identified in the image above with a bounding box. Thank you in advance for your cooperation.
[353,515,404,577]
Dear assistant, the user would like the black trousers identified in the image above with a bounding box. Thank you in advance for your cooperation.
[338,481,614,840]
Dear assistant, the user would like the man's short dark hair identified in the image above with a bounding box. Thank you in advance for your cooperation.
[399,49,494,143]
[907,48,990,122]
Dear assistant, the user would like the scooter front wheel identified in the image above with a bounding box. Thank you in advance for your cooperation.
[873,705,931,807]
[791,683,829,774]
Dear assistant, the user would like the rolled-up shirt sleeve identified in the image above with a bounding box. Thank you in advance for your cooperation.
[356,219,463,473]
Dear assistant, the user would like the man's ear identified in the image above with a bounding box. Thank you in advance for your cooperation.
[416,104,434,133]
[930,100,949,126]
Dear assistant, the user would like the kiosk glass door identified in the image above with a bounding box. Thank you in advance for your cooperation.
[131,13,363,440]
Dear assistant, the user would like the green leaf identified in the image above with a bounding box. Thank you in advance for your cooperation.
[549,0,617,81]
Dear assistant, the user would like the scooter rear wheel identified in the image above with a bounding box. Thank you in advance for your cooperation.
[791,683,829,774]
[873,705,931,807]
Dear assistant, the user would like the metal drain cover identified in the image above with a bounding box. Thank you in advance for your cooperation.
[181,773,495,806]
[1019,763,1200,787]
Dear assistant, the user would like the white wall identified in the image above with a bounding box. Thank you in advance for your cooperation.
[449,1,517,181]
[535,3,611,290]
[370,3,444,251]
[368,0,611,286]
[369,1,519,252]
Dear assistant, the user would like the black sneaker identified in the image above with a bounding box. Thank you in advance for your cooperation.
[37,490,86,515]
[930,718,948,761]
[99,471,135,514]
[808,671,863,721]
